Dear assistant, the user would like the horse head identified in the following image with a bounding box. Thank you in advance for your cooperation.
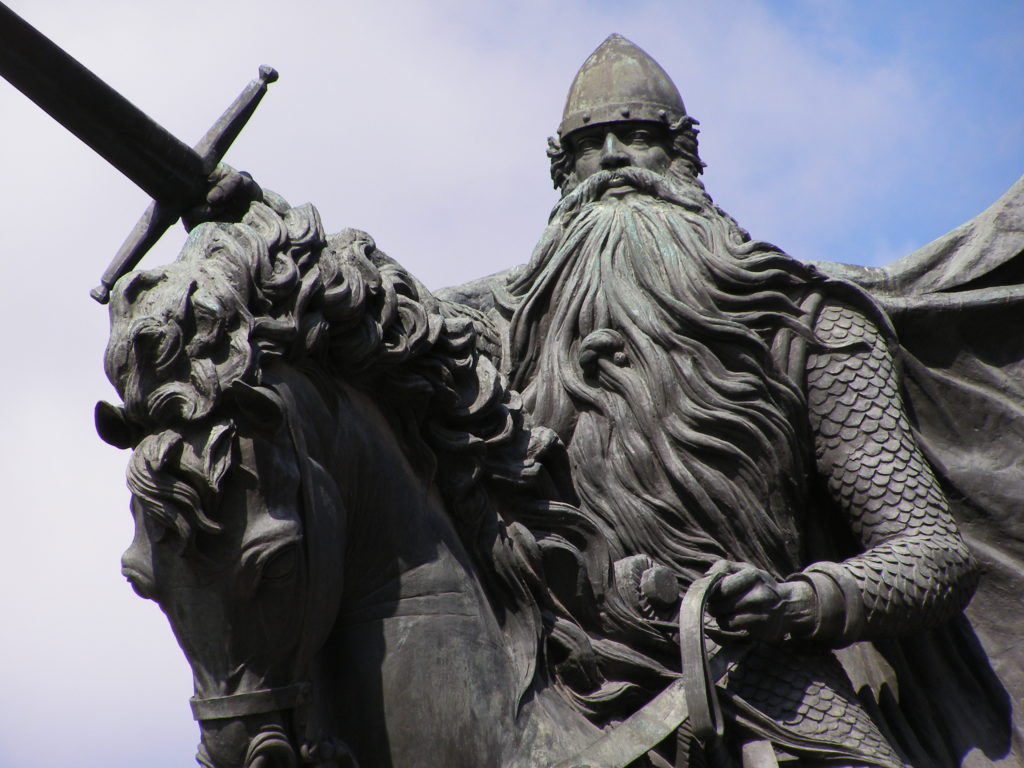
[97,204,356,767]
[96,197,617,767]
[107,396,333,768]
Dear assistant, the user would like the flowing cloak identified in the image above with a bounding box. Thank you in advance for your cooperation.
[810,174,1024,767]
[437,175,1024,766]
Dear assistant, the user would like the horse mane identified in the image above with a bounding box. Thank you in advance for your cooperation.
[106,191,583,696]
[106,191,681,722]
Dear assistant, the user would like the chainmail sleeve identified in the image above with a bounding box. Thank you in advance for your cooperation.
[797,301,979,645]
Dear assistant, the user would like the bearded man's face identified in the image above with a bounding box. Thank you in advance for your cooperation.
[506,147,816,580]
[568,121,673,197]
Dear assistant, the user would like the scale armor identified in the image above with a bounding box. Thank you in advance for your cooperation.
[720,641,907,767]
[682,301,979,767]
[803,301,978,642]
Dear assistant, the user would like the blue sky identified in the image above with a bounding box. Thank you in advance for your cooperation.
[759,0,1024,264]
[0,2,1021,767]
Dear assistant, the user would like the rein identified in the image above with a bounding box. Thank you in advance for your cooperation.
[551,572,726,768]
[553,570,903,768]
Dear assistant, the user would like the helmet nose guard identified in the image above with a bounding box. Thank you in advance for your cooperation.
[558,34,687,139]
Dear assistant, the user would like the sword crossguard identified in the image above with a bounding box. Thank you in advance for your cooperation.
[91,66,278,304]
[0,5,280,304]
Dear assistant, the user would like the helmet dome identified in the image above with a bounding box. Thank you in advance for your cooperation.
[559,34,687,139]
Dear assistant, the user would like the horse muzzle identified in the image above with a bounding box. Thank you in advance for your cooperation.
[193,684,308,768]
[191,682,359,768]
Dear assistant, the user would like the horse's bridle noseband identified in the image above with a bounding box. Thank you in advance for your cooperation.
[190,682,311,721]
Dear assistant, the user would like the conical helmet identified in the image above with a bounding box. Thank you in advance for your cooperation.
[559,34,687,139]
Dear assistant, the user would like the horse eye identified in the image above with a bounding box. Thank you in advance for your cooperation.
[147,519,167,543]
[260,546,297,582]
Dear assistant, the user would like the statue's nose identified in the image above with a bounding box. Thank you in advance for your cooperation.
[599,132,630,169]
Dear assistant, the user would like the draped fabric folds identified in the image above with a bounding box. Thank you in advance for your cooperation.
[813,175,1024,767]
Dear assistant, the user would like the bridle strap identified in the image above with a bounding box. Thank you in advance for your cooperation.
[190,682,310,721]
[189,384,316,725]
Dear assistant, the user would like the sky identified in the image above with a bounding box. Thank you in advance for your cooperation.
[0,1,1021,766]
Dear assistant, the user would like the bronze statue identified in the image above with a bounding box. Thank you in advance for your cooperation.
[5,7,1020,765]
[436,36,1014,767]
[97,32,1024,768]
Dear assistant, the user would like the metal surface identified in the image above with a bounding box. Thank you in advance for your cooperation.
[559,34,687,138]
[0,2,277,303]
[0,1,205,207]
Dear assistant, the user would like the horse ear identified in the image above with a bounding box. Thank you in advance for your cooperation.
[229,381,285,432]
[95,401,136,449]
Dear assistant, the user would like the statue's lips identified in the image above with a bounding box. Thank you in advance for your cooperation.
[601,175,635,198]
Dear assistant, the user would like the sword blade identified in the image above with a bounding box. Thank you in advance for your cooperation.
[0,1,205,207]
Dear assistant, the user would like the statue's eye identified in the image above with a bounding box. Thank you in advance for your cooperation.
[625,130,652,147]
[574,136,601,153]
[260,546,297,583]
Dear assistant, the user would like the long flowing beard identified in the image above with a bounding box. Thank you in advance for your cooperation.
[506,167,818,580]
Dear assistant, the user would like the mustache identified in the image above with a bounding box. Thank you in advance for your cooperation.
[564,166,704,212]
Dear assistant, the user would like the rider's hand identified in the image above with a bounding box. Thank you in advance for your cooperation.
[705,560,817,641]
[183,163,263,231]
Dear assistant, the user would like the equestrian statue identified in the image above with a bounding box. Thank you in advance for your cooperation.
[3,6,1022,766]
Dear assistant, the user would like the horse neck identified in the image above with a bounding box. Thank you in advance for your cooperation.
[266,366,610,765]
[270,365,458,586]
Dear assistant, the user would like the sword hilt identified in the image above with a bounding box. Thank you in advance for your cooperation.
[90,66,278,304]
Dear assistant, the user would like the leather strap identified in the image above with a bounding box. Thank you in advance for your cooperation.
[679,571,726,745]
[190,682,310,721]
[549,679,690,768]
[550,572,727,767]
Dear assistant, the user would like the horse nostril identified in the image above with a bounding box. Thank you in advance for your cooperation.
[121,565,156,599]
[244,726,298,768]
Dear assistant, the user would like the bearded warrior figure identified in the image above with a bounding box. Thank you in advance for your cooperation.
[80,25,1022,768]
[439,35,995,768]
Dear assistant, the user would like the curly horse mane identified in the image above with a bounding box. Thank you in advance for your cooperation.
[103,192,598,699]
[103,191,679,721]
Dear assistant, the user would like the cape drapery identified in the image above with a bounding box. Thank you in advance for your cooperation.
[814,175,1024,766]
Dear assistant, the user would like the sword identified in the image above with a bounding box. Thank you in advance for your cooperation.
[0,2,277,303]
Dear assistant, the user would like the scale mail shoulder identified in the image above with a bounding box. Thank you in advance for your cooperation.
[801,302,978,643]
